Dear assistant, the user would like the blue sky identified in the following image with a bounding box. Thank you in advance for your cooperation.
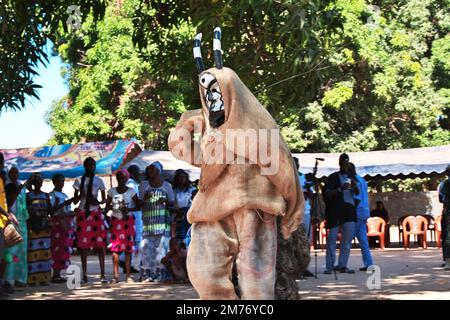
[0,43,68,149]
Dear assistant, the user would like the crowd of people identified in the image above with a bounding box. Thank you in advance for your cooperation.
[0,152,195,297]
[296,153,391,276]
[0,149,448,298]
[296,153,450,276]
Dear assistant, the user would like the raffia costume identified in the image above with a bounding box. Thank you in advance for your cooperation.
[168,30,304,299]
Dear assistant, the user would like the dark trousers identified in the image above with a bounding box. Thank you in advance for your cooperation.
[443,215,449,260]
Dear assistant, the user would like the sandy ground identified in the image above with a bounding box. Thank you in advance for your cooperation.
[5,244,450,300]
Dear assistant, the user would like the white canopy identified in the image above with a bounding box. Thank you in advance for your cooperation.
[124,144,450,180]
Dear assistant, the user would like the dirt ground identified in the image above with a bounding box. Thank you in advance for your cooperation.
[6,245,450,300]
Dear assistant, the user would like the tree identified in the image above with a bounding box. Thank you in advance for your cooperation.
[47,0,192,149]
[47,0,449,152]
[0,0,106,111]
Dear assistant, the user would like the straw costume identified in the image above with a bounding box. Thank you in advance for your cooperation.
[168,28,304,299]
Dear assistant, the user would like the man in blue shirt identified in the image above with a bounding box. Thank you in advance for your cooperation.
[349,163,374,271]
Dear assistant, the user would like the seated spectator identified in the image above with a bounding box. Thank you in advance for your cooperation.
[370,201,390,247]
[161,238,188,282]
[370,201,389,223]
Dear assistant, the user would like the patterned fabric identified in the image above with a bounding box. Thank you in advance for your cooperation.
[27,229,51,284]
[51,215,75,270]
[27,191,51,284]
[75,208,107,250]
[141,187,171,237]
[50,190,75,270]
[140,235,170,281]
[5,188,29,284]
[27,191,51,232]
[109,215,136,253]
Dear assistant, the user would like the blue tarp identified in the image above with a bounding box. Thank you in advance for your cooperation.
[1,139,141,180]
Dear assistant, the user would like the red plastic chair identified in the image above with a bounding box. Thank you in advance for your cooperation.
[319,220,328,251]
[366,217,386,250]
[420,214,435,244]
[402,216,428,249]
[319,220,354,250]
[435,215,442,248]
[398,215,409,246]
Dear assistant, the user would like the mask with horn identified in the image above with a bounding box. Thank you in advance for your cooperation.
[193,27,225,128]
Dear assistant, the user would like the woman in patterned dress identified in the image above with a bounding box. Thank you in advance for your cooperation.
[105,169,140,283]
[4,167,29,288]
[73,157,108,284]
[49,174,77,283]
[26,173,52,286]
[138,162,174,282]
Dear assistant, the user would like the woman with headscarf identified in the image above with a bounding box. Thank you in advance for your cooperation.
[73,157,107,284]
[138,161,174,282]
[105,169,140,283]
[172,169,195,246]
[4,167,29,288]
[26,173,52,286]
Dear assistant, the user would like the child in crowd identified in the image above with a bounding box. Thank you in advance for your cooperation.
[105,169,140,283]
[49,174,78,283]
[161,238,188,283]
[73,157,107,284]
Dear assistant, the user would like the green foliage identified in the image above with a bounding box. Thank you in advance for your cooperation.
[0,0,106,111]
[47,2,192,149]
[44,0,449,152]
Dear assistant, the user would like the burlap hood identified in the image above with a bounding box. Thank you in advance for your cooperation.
[196,67,304,239]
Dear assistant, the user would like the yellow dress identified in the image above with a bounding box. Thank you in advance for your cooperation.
[0,178,8,229]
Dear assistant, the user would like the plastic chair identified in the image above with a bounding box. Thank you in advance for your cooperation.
[398,215,409,246]
[434,215,442,248]
[402,216,428,249]
[366,217,386,250]
[420,214,435,244]
[319,220,328,251]
[319,220,354,250]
